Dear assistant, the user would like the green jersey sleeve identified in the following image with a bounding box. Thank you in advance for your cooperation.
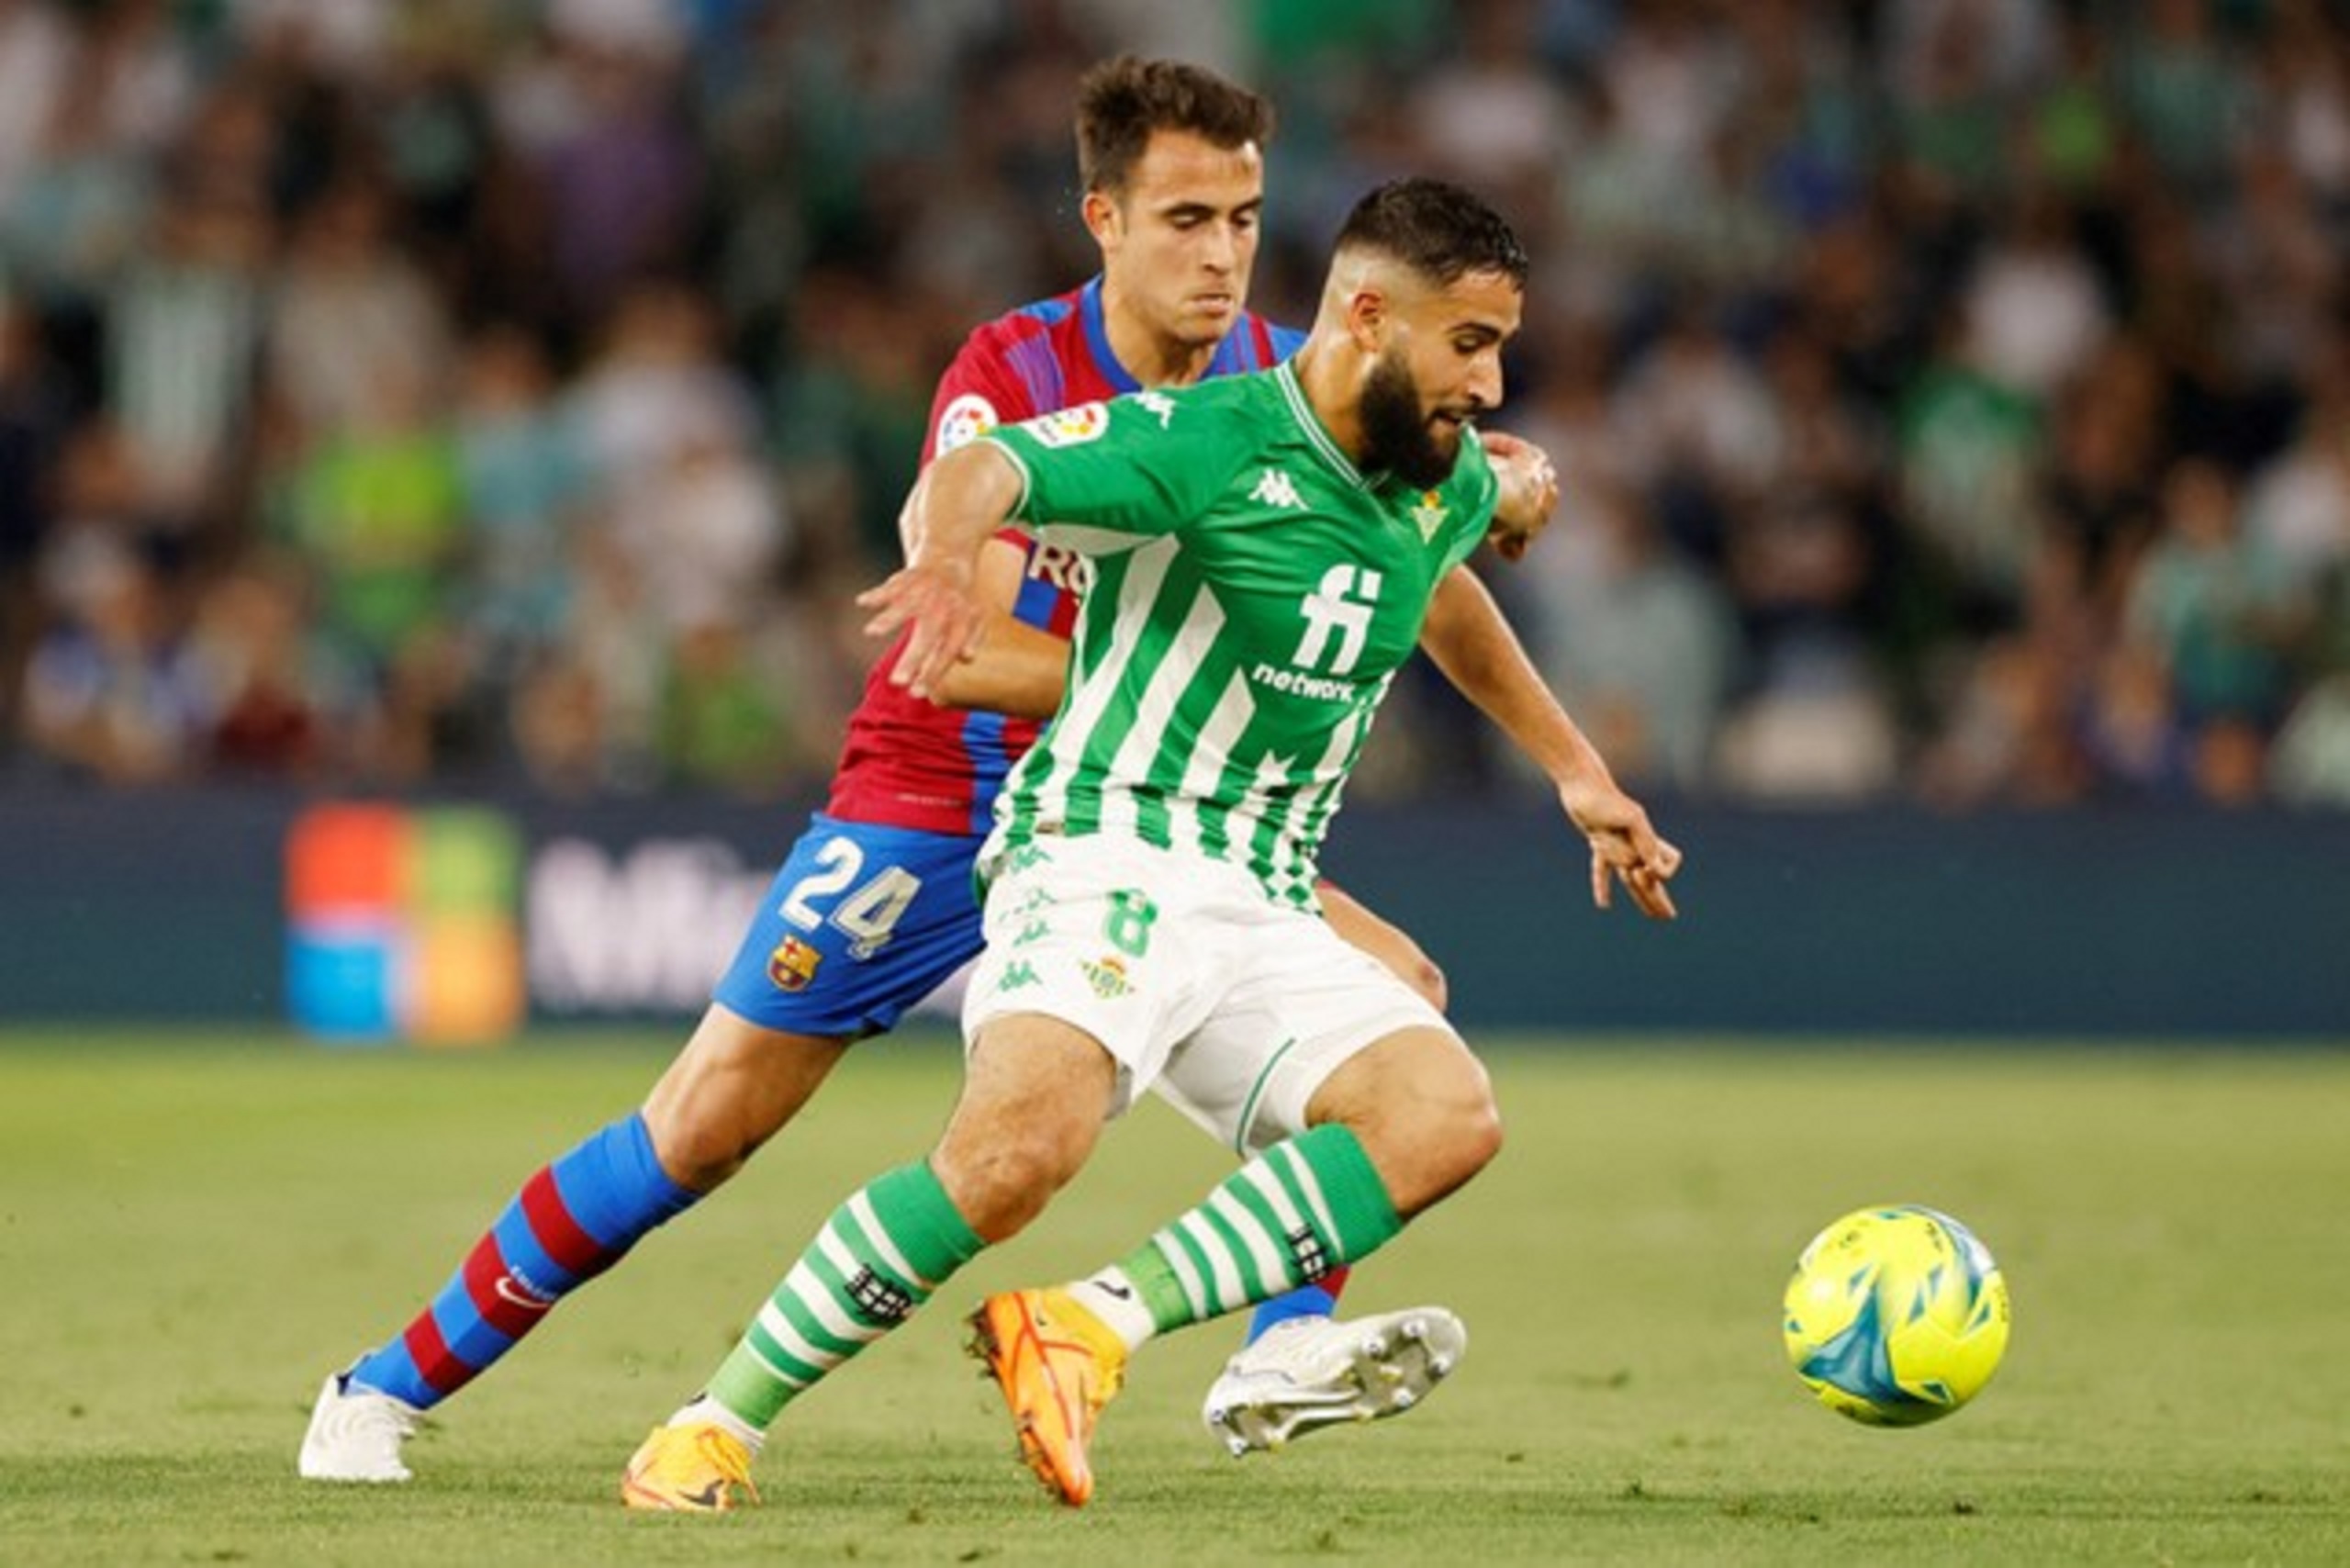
[980,388,1242,550]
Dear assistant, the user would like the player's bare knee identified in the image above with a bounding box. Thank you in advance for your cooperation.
[934,1128,1086,1241]
[938,1015,1115,1238]
[641,1087,768,1191]
[1447,1088,1504,1182]
[645,1013,845,1191]
[1409,1077,1503,1208]
[1315,1033,1500,1215]
[646,1113,752,1193]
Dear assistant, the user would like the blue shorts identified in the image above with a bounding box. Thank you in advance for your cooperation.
[711,813,986,1040]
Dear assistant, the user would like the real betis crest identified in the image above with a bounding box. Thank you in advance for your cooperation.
[1080,955,1134,1000]
[1411,490,1448,543]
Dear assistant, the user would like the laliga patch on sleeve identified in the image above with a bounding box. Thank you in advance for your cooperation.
[935,393,1000,454]
[1024,402,1110,448]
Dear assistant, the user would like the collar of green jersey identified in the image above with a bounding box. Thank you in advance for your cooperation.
[1273,361,1371,491]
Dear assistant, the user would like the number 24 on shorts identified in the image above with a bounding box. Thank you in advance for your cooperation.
[780,836,923,960]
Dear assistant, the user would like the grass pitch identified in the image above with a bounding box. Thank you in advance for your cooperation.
[1,1029,2344,1564]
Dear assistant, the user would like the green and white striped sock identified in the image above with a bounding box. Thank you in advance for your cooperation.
[700,1161,983,1431]
[1074,1125,1403,1350]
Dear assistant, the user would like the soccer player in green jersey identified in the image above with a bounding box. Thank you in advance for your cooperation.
[303,59,1550,1494]
[621,176,1680,1509]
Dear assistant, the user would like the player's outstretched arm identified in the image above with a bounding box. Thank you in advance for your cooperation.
[923,537,1073,719]
[1416,565,1682,920]
[859,442,1027,700]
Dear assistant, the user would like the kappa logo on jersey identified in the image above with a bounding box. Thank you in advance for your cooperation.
[1002,843,1054,874]
[1134,390,1177,429]
[1250,468,1305,510]
[1008,885,1058,916]
[1292,564,1383,676]
[767,935,822,992]
[1024,402,1110,448]
[1411,490,1449,543]
[935,392,1000,454]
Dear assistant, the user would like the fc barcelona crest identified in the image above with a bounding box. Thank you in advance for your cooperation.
[767,935,822,992]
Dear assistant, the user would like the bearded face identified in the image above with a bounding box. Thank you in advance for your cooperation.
[1358,343,1464,490]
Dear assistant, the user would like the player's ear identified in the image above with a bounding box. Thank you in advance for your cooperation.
[1344,286,1390,354]
[1081,189,1122,249]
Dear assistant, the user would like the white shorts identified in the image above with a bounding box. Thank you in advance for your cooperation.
[962,834,1455,1155]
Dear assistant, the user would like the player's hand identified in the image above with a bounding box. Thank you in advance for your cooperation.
[856,561,985,701]
[1557,776,1683,921]
[1480,430,1559,563]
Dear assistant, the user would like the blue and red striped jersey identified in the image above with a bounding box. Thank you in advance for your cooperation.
[824,276,1304,834]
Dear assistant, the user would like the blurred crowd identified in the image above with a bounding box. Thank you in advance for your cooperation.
[3,0,2348,810]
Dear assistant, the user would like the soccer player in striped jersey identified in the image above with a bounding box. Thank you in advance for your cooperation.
[619,177,1680,1510]
[301,58,1551,1489]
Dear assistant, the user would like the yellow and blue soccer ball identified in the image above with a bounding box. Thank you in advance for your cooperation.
[1782,1204,2010,1427]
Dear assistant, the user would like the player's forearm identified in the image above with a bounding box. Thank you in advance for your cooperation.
[899,442,1027,575]
[1420,569,1617,792]
[926,614,1070,718]
[1442,644,1615,794]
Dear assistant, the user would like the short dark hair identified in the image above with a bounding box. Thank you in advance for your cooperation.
[1074,56,1274,196]
[1333,177,1528,289]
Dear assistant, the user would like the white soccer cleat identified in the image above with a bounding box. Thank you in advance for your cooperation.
[1201,1306,1468,1458]
[298,1368,423,1483]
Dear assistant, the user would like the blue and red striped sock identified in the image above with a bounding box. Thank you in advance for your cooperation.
[1245,1266,1352,1343]
[347,1114,697,1409]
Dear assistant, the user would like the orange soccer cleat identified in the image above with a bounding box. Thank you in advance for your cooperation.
[967,1287,1128,1506]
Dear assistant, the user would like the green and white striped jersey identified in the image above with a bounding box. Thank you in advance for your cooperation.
[979,361,1498,908]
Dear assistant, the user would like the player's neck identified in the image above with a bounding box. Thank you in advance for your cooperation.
[1288,341,1367,464]
[1101,302,1217,388]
